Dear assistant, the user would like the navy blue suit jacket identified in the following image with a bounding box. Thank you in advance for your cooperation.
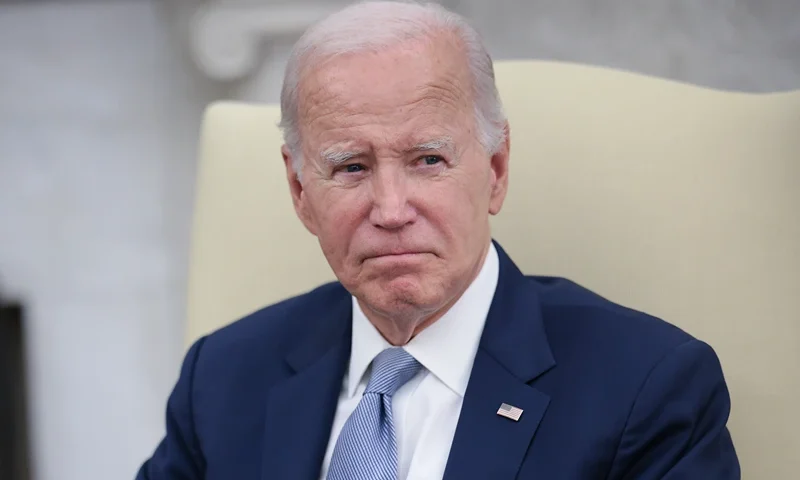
[137,242,739,479]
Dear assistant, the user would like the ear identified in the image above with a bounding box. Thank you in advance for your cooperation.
[488,122,511,215]
[282,144,318,236]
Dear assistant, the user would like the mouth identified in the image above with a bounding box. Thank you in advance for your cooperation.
[362,251,432,262]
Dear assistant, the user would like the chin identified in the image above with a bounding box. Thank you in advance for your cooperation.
[363,276,444,318]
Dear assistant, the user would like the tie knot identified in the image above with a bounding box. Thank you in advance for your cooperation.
[365,347,422,396]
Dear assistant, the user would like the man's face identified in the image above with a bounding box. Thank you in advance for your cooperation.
[284,34,509,326]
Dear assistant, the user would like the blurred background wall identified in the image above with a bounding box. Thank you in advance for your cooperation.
[0,0,797,479]
[0,2,221,478]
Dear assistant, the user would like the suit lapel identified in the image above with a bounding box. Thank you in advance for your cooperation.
[261,287,352,480]
[442,350,550,480]
[443,242,556,480]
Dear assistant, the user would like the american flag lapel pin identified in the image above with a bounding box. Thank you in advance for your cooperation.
[497,403,524,421]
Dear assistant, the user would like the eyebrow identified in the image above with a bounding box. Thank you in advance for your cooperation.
[407,136,454,154]
[320,147,360,166]
[318,136,456,166]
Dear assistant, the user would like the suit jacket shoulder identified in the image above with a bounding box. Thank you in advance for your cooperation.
[531,274,696,375]
[185,281,351,443]
[195,281,350,373]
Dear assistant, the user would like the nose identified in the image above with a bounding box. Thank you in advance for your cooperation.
[369,166,417,230]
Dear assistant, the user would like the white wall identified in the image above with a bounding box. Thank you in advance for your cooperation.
[0,1,218,478]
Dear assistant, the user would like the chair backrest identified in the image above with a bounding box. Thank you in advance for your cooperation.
[187,60,800,478]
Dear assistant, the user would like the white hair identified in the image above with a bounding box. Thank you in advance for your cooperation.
[278,0,507,177]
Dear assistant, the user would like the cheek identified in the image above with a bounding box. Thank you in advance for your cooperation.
[311,189,368,260]
[427,170,492,248]
[420,179,481,237]
[448,166,489,210]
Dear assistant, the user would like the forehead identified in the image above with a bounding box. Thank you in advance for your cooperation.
[296,35,475,146]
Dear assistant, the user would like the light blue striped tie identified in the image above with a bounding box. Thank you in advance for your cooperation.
[326,347,422,480]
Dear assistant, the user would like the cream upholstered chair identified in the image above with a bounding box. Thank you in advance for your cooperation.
[186,60,800,478]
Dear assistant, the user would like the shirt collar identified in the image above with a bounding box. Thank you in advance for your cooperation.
[347,242,500,398]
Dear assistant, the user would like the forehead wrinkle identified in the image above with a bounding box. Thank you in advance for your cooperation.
[298,75,354,138]
[310,75,468,126]
[300,71,470,137]
[415,73,472,107]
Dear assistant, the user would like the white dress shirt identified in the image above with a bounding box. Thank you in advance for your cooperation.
[319,243,500,480]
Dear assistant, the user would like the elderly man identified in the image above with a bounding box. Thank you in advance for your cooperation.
[137,1,739,479]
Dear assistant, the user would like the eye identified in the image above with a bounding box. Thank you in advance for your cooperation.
[420,155,444,166]
[342,164,365,173]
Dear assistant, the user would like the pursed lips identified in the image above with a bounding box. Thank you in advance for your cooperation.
[361,250,432,262]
